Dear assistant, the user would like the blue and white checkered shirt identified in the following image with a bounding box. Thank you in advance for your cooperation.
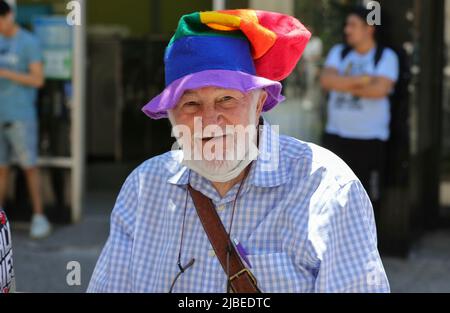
[88,119,390,293]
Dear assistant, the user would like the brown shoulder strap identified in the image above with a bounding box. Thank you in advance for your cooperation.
[187,185,261,293]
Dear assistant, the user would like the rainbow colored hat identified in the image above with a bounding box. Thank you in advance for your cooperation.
[142,9,311,119]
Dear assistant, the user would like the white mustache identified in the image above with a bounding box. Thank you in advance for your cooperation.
[193,128,235,140]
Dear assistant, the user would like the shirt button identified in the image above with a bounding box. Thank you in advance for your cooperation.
[208,250,216,257]
[216,205,226,212]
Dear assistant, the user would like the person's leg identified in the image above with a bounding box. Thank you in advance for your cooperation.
[322,133,343,156]
[23,167,43,215]
[323,135,379,201]
[336,137,371,192]
[6,120,43,214]
[0,124,11,208]
[343,138,385,221]
[369,140,387,222]
[356,140,375,199]
[0,166,9,207]
[6,120,50,238]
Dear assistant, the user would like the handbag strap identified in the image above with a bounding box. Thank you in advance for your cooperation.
[187,185,261,293]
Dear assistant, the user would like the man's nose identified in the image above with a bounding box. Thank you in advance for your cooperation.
[201,105,222,127]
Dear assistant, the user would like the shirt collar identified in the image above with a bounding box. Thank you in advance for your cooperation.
[251,118,288,187]
[167,117,288,188]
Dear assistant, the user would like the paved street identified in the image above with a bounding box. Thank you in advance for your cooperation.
[10,191,114,293]
[9,191,450,293]
[383,230,450,292]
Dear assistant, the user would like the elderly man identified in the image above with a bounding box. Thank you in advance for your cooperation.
[88,10,389,293]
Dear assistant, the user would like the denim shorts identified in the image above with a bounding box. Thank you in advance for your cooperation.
[0,120,38,168]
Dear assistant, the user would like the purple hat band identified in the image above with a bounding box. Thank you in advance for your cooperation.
[142,70,285,119]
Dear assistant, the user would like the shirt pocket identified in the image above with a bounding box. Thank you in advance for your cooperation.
[246,252,314,293]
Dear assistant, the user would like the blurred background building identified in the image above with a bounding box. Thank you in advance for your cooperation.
[3,0,450,291]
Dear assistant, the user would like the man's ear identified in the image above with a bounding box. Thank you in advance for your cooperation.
[256,90,267,118]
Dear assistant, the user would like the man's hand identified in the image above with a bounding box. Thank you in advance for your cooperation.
[0,62,44,88]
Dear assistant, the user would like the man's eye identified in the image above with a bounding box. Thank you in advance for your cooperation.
[219,96,234,102]
[183,101,199,107]
[181,101,200,112]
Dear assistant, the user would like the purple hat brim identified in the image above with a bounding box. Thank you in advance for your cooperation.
[142,70,285,119]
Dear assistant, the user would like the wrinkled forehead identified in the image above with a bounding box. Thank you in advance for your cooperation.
[180,86,247,99]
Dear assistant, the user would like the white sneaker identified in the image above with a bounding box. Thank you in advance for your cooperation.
[30,214,52,239]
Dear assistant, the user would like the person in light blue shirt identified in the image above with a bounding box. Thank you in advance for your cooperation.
[88,9,389,293]
[0,1,51,239]
[320,6,400,219]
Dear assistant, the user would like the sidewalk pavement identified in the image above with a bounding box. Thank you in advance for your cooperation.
[382,230,450,292]
[10,191,114,293]
[10,191,450,293]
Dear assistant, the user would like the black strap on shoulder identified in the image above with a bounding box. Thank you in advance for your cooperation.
[374,45,385,67]
[340,44,352,61]
[340,44,385,68]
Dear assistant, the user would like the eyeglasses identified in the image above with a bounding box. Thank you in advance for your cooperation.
[168,258,195,293]
[168,161,251,293]
[168,171,195,293]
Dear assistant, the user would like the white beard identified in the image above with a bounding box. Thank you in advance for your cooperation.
[169,94,260,183]
[181,131,259,183]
